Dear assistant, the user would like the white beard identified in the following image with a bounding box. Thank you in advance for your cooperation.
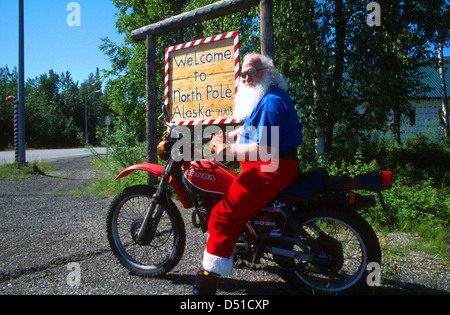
[234,74,272,122]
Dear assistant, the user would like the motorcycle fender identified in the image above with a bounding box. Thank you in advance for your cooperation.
[115,163,194,209]
[115,163,165,180]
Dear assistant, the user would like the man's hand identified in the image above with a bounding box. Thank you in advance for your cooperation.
[210,131,228,155]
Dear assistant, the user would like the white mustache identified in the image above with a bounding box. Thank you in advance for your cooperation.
[234,75,272,122]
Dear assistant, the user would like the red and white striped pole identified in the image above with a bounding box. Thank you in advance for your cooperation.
[5,96,19,163]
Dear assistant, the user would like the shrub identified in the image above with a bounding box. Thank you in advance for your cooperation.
[307,146,449,229]
[97,116,147,170]
[378,134,449,188]
[384,177,449,226]
[90,117,148,195]
[358,174,449,229]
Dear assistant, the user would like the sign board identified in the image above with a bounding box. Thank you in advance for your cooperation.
[165,31,239,125]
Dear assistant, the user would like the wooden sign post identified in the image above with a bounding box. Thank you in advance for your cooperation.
[165,32,239,126]
[131,0,273,174]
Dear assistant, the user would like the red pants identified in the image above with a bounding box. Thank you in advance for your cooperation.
[204,159,300,275]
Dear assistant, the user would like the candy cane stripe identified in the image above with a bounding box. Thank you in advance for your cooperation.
[165,32,239,125]
[4,96,19,162]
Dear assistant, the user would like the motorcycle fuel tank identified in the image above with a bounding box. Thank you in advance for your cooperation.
[182,159,237,196]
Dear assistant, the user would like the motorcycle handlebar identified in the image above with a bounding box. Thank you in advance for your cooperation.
[191,136,213,147]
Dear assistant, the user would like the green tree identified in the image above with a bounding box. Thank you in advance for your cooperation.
[25,70,68,147]
[1,65,108,149]
[275,0,432,155]
[0,66,18,150]
[412,0,450,138]
[17,69,107,148]
[101,0,440,162]
[80,70,108,146]
[100,0,190,137]
[272,0,331,157]
[317,1,431,151]
[100,0,259,138]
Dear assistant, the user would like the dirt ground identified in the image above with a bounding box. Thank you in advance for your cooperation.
[0,156,448,295]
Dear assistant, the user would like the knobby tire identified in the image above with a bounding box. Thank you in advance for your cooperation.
[106,185,186,277]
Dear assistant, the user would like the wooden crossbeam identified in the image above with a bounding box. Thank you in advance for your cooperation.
[131,0,260,42]
[131,0,273,172]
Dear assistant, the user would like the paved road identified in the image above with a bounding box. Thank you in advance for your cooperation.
[0,148,107,164]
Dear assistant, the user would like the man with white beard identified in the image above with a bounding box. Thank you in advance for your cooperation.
[193,53,303,295]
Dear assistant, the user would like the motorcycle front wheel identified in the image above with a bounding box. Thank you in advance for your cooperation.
[106,185,186,277]
[275,208,381,294]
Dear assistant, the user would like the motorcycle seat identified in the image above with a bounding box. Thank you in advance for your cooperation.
[276,168,328,203]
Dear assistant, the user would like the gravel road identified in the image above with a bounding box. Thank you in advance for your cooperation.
[0,155,448,296]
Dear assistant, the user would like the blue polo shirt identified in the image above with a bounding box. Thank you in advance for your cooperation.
[238,85,302,152]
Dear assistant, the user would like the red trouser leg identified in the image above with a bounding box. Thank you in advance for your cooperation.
[203,159,300,275]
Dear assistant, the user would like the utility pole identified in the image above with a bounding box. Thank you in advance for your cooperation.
[85,90,101,146]
[18,0,26,166]
[260,0,274,60]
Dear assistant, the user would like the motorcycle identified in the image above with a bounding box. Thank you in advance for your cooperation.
[106,108,392,294]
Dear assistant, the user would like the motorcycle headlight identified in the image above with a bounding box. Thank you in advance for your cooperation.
[157,140,171,161]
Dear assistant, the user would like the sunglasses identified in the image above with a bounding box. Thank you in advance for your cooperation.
[240,68,267,79]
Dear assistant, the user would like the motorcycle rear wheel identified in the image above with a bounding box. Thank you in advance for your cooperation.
[274,208,381,294]
[106,185,186,277]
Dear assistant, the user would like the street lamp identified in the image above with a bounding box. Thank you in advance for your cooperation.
[85,90,101,146]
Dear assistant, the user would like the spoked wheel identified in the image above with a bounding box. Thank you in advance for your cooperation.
[106,185,186,277]
[275,208,381,294]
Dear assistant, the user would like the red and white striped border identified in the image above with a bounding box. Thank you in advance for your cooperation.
[165,31,239,126]
[5,96,19,162]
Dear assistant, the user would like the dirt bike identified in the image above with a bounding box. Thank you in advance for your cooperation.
[106,109,393,294]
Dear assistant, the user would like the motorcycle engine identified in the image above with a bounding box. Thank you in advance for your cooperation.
[249,207,287,239]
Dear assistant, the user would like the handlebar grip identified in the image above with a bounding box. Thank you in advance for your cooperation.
[205,135,215,154]
[203,136,213,144]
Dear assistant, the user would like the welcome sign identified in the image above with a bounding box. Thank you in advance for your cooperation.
[165,32,239,125]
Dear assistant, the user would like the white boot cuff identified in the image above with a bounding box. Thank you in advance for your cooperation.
[203,250,233,276]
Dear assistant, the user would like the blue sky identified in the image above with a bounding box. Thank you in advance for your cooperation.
[0,0,124,84]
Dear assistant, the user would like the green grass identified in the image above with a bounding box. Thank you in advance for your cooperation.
[0,161,59,179]
[84,158,149,198]
[56,190,88,197]
[403,222,449,258]
[368,218,449,261]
